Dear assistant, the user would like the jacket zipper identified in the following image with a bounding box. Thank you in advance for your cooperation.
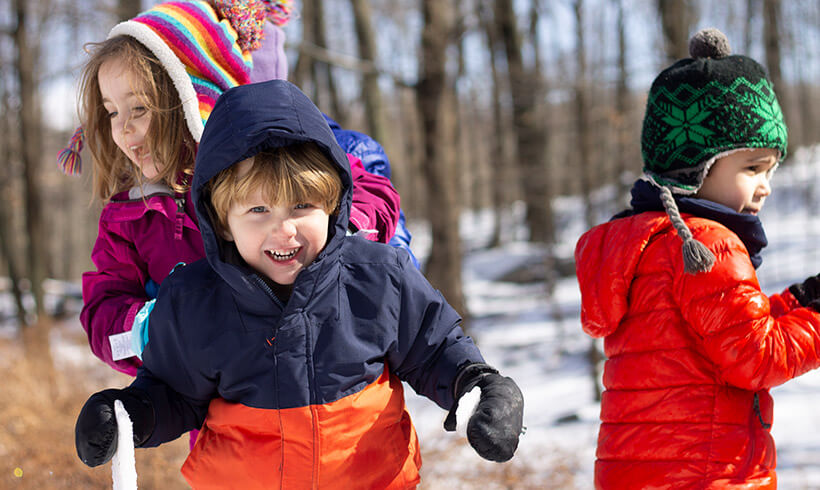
[252,275,287,487]
[753,393,771,429]
[254,276,320,487]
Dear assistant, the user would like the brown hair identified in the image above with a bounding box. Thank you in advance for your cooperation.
[208,143,343,237]
[78,35,196,202]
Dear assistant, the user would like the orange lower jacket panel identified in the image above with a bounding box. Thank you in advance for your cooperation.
[181,368,421,489]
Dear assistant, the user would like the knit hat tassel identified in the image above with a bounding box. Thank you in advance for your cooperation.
[56,126,84,175]
[659,186,716,274]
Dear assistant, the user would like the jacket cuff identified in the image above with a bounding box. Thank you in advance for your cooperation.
[349,205,377,241]
[124,301,142,333]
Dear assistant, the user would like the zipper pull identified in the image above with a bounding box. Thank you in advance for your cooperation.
[174,197,185,241]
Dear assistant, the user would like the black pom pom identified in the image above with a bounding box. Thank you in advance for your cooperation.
[689,28,731,59]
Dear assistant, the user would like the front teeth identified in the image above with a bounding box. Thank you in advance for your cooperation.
[267,249,297,261]
[130,145,150,159]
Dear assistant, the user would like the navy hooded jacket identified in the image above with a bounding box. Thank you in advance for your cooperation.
[130,80,483,489]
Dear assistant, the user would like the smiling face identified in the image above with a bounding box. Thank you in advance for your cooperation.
[222,159,331,285]
[98,58,161,180]
[694,148,778,215]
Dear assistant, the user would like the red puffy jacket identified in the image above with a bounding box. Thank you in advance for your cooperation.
[575,211,820,489]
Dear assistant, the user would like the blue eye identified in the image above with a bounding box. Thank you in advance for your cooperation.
[295,203,312,210]
[249,206,267,213]
[132,107,147,117]
[107,111,118,119]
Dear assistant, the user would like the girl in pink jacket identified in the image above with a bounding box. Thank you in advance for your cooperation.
[60,1,402,377]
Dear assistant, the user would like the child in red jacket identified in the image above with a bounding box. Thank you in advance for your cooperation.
[575,28,820,489]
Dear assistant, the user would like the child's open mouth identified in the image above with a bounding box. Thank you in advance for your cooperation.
[130,145,150,160]
[266,248,299,262]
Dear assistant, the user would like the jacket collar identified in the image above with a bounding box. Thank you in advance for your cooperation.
[616,179,768,268]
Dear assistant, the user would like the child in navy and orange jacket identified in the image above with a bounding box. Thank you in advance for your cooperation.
[74,79,524,488]
[63,0,413,381]
[575,28,820,489]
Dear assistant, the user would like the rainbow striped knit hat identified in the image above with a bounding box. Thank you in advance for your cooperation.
[57,0,292,174]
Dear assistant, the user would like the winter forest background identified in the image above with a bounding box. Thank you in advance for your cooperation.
[2,0,820,488]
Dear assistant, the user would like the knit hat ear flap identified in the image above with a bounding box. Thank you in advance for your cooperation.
[659,186,716,274]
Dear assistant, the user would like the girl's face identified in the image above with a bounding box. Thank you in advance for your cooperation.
[98,58,161,180]
[695,148,778,215]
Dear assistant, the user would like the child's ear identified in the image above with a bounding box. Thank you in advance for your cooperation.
[220,227,234,242]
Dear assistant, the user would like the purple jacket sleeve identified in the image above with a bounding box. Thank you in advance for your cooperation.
[80,218,149,376]
[348,154,400,243]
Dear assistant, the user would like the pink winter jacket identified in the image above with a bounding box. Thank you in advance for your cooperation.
[81,155,400,375]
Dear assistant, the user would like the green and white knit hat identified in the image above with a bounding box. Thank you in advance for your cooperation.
[641,27,787,195]
[640,28,788,274]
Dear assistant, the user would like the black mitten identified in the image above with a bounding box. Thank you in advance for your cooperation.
[789,273,820,312]
[75,387,155,467]
[444,363,524,462]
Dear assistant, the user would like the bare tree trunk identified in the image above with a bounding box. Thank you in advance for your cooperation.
[763,0,789,151]
[0,33,27,327]
[478,1,508,248]
[117,0,142,22]
[314,1,346,125]
[11,0,56,400]
[0,74,27,326]
[351,0,388,146]
[495,0,553,244]
[573,0,603,403]
[763,0,783,91]
[416,0,467,321]
[13,0,48,321]
[575,0,594,231]
[657,0,695,62]
[743,0,758,54]
[615,0,631,204]
[292,0,317,100]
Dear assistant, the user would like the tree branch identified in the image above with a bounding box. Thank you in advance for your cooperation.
[292,41,416,89]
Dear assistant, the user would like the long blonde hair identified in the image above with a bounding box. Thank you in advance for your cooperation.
[78,35,195,202]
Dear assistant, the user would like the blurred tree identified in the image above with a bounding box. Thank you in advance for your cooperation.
[494,0,553,244]
[614,0,632,204]
[416,0,466,320]
[658,0,696,62]
[743,0,758,53]
[477,0,509,248]
[0,72,27,327]
[763,0,790,151]
[573,0,604,403]
[12,0,49,321]
[117,0,141,22]
[351,0,388,146]
[292,0,345,122]
[313,0,345,125]
[575,0,594,231]
[763,0,783,95]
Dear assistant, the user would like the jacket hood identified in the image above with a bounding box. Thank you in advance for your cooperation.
[191,80,353,298]
[574,213,672,338]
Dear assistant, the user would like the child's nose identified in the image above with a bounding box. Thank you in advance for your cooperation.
[271,218,297,238]
[758,175,772,196]
[122,113,137,134]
